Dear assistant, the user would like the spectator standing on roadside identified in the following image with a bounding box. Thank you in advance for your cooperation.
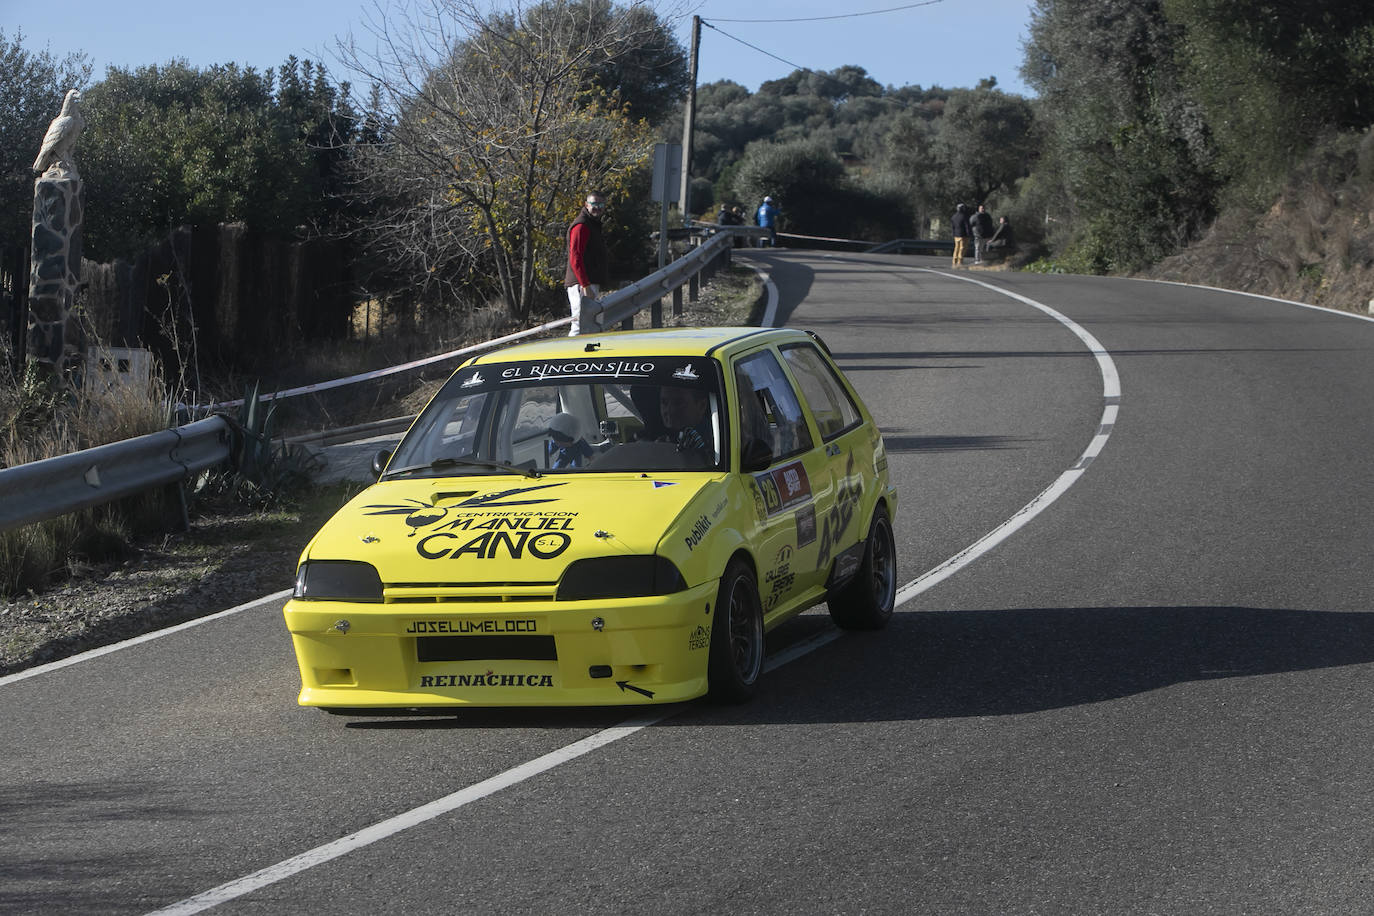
[971,203,994,265]
[564,191,609,336]
[731,206,748,247]
[755,195,778,247]
[951,203,972,267]
[718,203,743,247]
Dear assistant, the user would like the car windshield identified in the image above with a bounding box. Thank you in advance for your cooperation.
[383,354,727,477]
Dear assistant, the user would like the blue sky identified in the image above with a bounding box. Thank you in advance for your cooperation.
[4,0,1035,97]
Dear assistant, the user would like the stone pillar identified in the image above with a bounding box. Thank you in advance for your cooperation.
[28,174,84,382]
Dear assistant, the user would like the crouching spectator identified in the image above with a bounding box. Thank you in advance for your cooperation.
[986,216,1017,259]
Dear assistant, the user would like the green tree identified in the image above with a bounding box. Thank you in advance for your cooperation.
[1023,0,1219,271]
[929,86,1036,205]
[868,107,942,230]
[730,139,844,231]
[729,138,909,240]
[682,69,960,237]
[682,80,784,181]
[1165,0,1374,204]
[79,58,356,260]
[573,0,689,123]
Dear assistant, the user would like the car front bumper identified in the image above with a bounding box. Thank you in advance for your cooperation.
[283,580,718,709]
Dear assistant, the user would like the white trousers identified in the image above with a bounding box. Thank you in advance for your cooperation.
[566,284,601,336]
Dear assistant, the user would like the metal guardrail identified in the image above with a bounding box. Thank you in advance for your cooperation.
[597,229,733,328]
[0,417,233,531]
[0,231,741,533]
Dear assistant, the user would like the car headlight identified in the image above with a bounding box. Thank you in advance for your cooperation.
[293,560,384,602]
[557,556,687,600]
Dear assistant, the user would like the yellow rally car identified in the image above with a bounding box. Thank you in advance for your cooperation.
[284,326,897,710]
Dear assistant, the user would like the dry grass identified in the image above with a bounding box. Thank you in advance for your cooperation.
[0,347,172,597]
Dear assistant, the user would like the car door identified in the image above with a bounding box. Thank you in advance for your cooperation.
[778,340,873,585]
[731,347,832,621]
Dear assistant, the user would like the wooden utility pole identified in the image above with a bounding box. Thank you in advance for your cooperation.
[677,15,700,225]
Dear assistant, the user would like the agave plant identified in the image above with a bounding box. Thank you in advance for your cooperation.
[205,382,321,507]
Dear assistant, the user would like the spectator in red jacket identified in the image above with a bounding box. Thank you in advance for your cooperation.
[564,192,609,336]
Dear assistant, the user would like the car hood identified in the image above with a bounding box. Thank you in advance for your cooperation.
[304,474,719,583]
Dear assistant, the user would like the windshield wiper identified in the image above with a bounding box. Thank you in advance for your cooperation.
[381,456,541,480]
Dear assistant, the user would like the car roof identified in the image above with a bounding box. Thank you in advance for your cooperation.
[463,326,813,367]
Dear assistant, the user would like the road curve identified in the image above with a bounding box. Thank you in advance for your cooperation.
[4,251,1373,915]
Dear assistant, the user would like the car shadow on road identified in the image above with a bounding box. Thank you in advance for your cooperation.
[341,705,647,731]
[709,605,1374,725]
[337,606,1374,729]
[880,433,1035,452]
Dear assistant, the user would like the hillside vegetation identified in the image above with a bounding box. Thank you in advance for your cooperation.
[1144,131,1374,314]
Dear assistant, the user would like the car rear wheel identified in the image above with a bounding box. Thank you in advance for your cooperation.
[707,559,764,703]
[827,505,896,630]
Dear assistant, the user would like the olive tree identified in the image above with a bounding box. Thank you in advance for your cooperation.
[1023,0,1219,271]
[931,86,1036,206]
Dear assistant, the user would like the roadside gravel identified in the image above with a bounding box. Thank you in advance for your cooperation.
[0,492,357,677]
[0,261,765,677]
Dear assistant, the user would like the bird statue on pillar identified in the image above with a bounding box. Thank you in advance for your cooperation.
[32,89,84,179]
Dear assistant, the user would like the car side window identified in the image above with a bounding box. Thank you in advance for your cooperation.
[734,350,813,461]
[781,343,862,441]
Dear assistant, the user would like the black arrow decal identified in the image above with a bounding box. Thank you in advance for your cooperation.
[616,680,655,699]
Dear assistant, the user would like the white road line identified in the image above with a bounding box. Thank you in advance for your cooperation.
[146,268,1119,915]
[0,590,293,689]
[895,269,1121,603]
[147,632,842,916]
[145,716,667,916]
[761,271,780,327]
[1128,276,1374,323]
[736,256,779,328]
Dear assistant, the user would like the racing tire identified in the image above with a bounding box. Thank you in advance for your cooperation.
[707,559,765,703]
[827,504,896,631]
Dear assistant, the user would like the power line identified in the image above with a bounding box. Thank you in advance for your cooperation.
[706,0,946,25]
[699,21,812,77]
[699,0,950,85]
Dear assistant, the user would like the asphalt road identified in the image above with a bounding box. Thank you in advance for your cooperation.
[5,252,1373,915]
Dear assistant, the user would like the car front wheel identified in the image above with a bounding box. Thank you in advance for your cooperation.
[827,504,896,630]
[707,559,764,703]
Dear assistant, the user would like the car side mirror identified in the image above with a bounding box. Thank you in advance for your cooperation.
[371,448,392,479]
[740,437,772,473]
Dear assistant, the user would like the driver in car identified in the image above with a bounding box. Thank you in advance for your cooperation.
[659,386,713,454]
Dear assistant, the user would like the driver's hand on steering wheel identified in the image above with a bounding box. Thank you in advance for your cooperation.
[676,427,705,452]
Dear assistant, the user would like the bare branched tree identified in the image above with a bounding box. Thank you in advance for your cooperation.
[337,0,682,321]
